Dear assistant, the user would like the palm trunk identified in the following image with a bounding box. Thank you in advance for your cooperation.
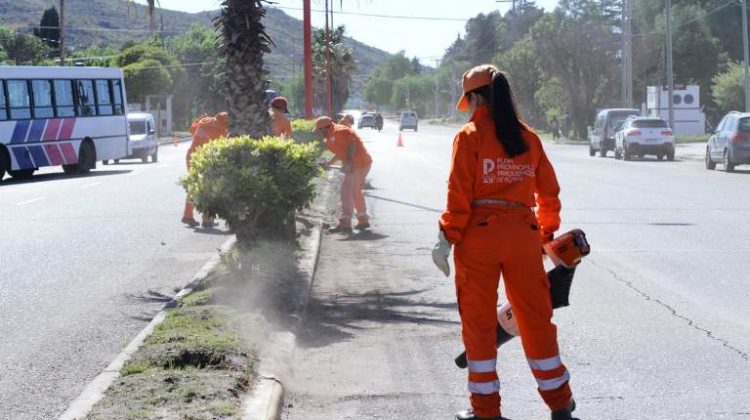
[215,0,272,138]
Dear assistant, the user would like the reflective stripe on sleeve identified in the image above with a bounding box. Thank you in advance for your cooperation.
[536,371,570,391]
[527,355,562,371]
[467,358,497,373]
[468,379,501,395]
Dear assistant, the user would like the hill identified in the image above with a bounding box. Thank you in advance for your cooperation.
[0,0,388,95]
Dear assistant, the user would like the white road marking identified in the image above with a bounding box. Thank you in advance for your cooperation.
[82,182,101,190]
[17,197,45,206]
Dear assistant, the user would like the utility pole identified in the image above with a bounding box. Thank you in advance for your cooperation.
[621,0,633,108]
[324,0,333,117]
[59,0,65,66]
[665,0,674,129]
[303,0,313,118]
[434,59,441,118]
[742,0,749,112]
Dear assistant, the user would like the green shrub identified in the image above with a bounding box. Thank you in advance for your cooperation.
[291,119,324,145]
[181,136,321,245]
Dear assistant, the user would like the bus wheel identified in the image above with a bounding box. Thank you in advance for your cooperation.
[0,148,9,181]
[8,169,35,179]
[64,141,96,175]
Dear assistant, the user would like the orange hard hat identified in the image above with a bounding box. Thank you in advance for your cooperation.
[214,111,228,125]
[270,96,289,111]
[313,116,333,131]
[456,64,499,111]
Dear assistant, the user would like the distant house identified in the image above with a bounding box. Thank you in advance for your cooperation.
[646,85,706,135]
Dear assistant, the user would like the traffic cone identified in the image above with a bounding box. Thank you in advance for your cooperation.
[397,133,404,147]
[173,134,178,147]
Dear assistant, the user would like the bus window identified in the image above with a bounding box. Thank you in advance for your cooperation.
[54,80,76,117]
[0,81,7,121]
[95,79,113,116]
[32,80,55,118]
[111,79,124,115]
[7,80,31,120]
[76,79,96,117]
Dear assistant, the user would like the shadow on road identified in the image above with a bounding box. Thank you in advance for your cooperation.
[338,230,389,241]
[297,288,458,349]
[365,193,443,213]
[0,169,133,186]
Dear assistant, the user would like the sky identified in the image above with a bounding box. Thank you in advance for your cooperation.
[137,0,561,61]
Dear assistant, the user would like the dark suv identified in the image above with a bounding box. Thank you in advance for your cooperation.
[706,111,750,172]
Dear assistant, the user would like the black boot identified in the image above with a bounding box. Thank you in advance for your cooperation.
[551,399,579,420]
[455,408,509,420]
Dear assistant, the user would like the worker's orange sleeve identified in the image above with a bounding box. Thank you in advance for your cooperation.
[439,131,477,244]
[534,148,561,237]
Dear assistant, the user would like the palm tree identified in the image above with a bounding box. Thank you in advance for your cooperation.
[313,25,356,117]
[214,0,272,137]
[125,0,159,30]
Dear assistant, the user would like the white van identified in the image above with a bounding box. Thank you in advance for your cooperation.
[399,111,418,131]
[106,112,158,164]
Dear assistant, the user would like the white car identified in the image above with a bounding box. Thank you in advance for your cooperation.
[105,112,159,164]
[614,117,674,161]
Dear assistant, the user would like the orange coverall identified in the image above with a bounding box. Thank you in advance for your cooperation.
[325,123,372,228]
[270,108,293,139]
[439,106,570,418]
[182,115,229,222]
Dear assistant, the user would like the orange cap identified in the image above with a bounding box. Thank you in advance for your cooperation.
[214,111,228,125]
[313,116,333,131]
[456,64,499,111]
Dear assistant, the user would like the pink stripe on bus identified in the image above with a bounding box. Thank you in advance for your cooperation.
[43,119,62,141]
[58,118,76,140]
[60,143,78,164]
[45,144,64,165]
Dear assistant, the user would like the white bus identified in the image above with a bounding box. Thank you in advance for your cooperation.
[0,66,129,181]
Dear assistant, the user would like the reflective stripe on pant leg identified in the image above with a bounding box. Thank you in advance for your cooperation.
[499,213,572,412]
[353,164,370,221]
[340,171,355,223]
[455,240,502,418]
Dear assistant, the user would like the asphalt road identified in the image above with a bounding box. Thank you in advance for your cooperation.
[283,120,750,419]
[0,142,230,419]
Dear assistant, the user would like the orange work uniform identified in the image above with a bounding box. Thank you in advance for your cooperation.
[325,123,373,227]
[270,108,293,139]
[183,115,229,221]
[439,106,570,418]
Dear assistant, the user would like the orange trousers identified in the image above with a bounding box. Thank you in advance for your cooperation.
[339,163,371,227]
[454,206,572,418]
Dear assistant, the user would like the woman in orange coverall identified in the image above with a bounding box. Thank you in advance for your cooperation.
[181,112,229,228]
[314,116,372,233]
[432,65,578,420]
[269,96,293,139]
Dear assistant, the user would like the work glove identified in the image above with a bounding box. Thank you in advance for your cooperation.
[431,230,452,277]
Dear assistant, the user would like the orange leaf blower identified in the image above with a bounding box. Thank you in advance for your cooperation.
[454,229,590,369]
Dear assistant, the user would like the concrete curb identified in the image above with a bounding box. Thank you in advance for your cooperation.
[59,236,237,420]
[241,171,336,420]
[157,136,191,146]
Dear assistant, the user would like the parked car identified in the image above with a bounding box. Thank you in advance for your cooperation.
[706,111,750,172]
[105,112,158,164]
[614,116,674,161]
[589,108,640,157]
[399,111,418,131]
[358,113,378,129]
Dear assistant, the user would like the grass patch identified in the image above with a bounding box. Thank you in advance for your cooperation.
[88,292,263,419]
[676,134,709,144]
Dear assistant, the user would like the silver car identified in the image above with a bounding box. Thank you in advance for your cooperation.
[706,111,750,172]
[614,116,674,161]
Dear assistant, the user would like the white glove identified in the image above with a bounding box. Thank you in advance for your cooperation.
[431,230,452,277]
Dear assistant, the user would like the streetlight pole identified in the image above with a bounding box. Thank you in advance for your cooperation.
[742,0,749,112]
[666,0,674,129]
[303,0,313,118]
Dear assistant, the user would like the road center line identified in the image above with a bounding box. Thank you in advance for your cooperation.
[17,197,45,206]
[82,182,102,189]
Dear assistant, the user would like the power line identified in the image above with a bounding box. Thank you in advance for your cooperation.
[274,6,470,22]
[632,0,738,39]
